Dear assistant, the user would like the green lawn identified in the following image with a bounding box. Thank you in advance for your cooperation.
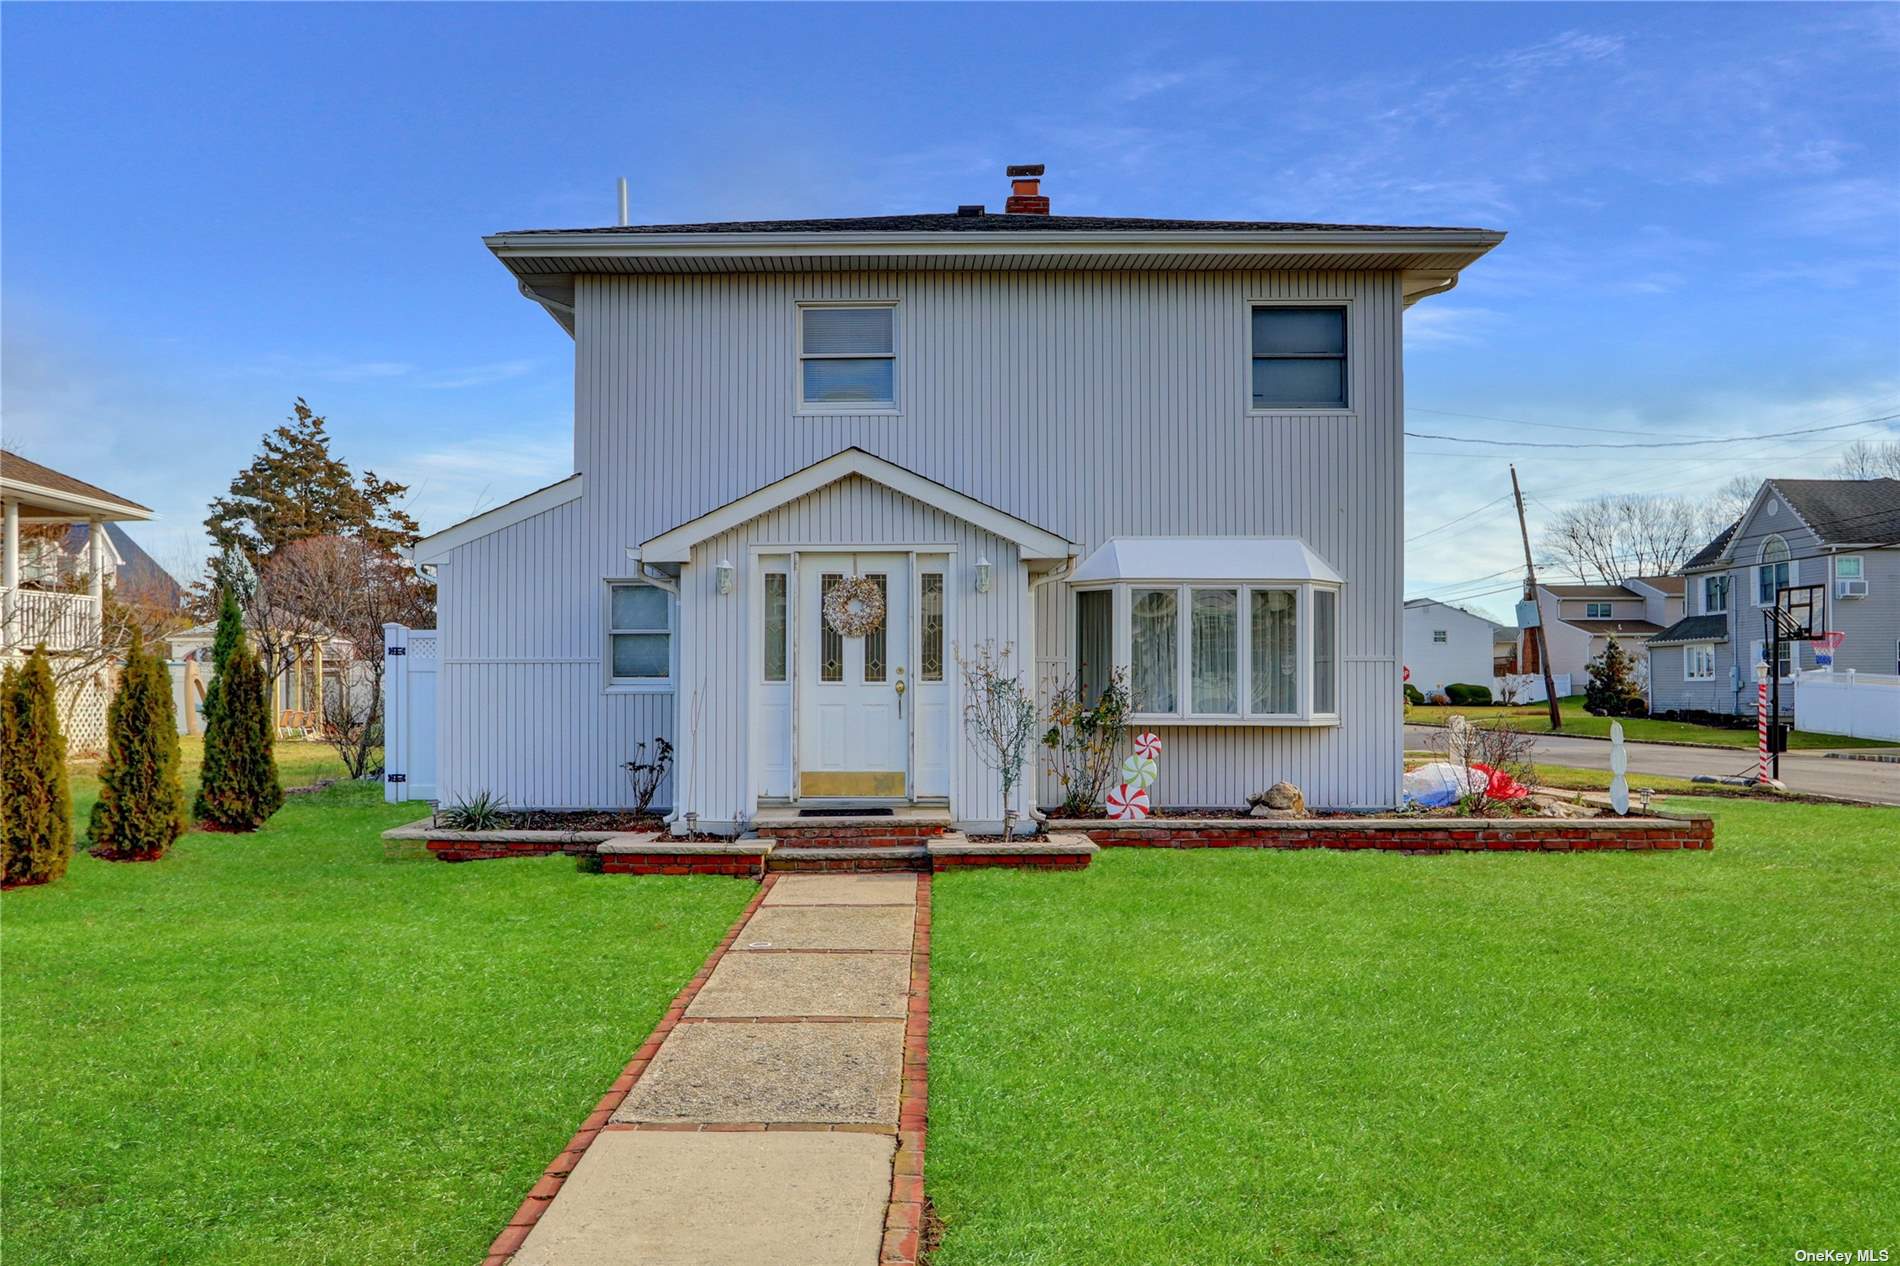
[1407,695,1898,750]
[928,800,1900,1264]
[0,781,754,1265]
[66,735,349,832]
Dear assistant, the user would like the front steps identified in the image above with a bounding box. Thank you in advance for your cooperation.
[598,829,1098,875]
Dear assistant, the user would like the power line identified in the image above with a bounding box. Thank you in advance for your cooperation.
[1404,411,1900,451]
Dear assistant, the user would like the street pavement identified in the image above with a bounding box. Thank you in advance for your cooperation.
[1404,725,1900,807]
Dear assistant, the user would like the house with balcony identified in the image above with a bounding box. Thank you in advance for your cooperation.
[2,452,155,658]
[399,165,1505,827]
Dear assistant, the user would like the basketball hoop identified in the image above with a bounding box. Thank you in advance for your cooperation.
[1817,631,1846,654]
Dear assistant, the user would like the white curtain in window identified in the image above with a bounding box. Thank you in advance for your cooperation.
[1313,589,1337,713]
[1250,589,1298,713]
[1190,589,1238,713]
[1130,588,1177,713]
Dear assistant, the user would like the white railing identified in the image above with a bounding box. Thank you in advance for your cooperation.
[1793,670,1900,742]
[2,587,102,653]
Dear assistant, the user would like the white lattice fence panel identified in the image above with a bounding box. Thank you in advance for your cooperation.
[58,670,116,756]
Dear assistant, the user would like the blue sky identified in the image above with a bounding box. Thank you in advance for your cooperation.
[4,2,1896,619]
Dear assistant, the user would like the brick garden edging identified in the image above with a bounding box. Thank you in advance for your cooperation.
[882,874,932,1266]
[1046,812,1714,854]
[480,876,777,1265]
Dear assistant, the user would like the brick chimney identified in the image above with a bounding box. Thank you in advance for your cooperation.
[1004,164,1049,215]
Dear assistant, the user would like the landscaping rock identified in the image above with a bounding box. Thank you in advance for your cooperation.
[1249,781,1307,816]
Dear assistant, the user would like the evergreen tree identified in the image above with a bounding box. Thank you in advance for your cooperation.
[1584,636,1647,718]
[204,399,420,557]
[193,633,282,830]
[1,648,74,887]
[199,584,246,725]
[89,630,188,860]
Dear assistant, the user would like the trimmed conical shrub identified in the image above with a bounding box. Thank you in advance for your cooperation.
[2,647,74,887]
[199,585,245,726]
[193,633,282,831]
[89,630,188,861]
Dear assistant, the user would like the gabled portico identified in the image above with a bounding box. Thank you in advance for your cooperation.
[636,448,1072,834]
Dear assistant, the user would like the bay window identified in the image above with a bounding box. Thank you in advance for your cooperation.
[1076,578,1343,724]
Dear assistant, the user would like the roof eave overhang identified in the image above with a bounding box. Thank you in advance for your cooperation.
[484,228,1506,277]
[639,447,1073,564]
[0,479,153,523]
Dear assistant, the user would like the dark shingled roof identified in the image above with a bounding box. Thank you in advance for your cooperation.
[1545,582,1639,600]
[1686,519,1740,571]
[1648,615,1730,647]
[500,213,1495,237]
[1770,478,1900,546]
[1566,619,1666,637]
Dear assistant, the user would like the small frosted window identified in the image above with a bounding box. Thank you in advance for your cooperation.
[609,583,670,682]
[763,573,787,682]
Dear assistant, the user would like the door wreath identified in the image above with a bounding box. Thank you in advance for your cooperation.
[823,576,886,638]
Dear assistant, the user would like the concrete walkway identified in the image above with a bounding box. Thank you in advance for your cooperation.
[507,874,925,1266]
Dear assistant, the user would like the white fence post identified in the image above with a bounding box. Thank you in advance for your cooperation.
[383,623,407,803]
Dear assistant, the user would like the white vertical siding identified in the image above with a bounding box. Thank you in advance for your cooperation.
[433,265,1406,811]
[433,497,673,809]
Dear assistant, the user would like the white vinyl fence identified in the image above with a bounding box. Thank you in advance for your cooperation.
[1497,673,1572,705]
[1793,671,1900,742]
[381,624,438,802]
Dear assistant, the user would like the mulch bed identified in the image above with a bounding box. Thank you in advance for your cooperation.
[444,810,669,832]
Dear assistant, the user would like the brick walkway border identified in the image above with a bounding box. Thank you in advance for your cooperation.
[481,876,778,1265]
[883,874,931,1265]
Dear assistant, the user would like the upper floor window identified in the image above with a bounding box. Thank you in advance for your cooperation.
[1432,629,1448,644]
[799,304,896,411]
[608,581,673,686]
[1585,601,1613,619]
[1702,574,1729,615]
[1835,555,1864,582]
[1757,535,1790,605]
[1250,306,1347,410]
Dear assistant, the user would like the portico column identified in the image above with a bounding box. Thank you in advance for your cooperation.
[87,517,104,606]
[3,498,18,591]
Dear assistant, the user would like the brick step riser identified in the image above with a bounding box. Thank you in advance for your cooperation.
[765,854,930,873]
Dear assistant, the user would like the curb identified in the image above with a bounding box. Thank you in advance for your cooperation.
[481,876,777,1264]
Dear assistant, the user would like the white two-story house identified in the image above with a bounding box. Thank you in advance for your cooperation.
[407,168,1504,829]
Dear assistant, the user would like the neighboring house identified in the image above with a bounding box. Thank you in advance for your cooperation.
[1648,478,1900,719]
[167,619,363,737]
[405,167,1504,827]
[1402,598,1515,698]
[20,522,185,610]
[1519,576,1684,689]
[1,452,155,658]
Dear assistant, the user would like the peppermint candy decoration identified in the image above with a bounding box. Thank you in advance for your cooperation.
[1120,754,1157,789]
[1133,731,1162,759]
[1106,783,1151,820]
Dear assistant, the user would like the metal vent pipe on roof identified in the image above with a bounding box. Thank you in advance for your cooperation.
[618,177,629,227]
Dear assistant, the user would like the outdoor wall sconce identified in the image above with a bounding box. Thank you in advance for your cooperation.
[974,557,991,593]
[715,559,735,595]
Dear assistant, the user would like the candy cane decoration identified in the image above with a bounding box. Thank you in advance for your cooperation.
[1134,731,1162,759]
[1106,783,1151,820]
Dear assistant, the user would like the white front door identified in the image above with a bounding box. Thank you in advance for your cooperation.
[798,553,910,800]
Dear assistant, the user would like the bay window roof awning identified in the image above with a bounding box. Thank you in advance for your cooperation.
[1070,537,1343,586]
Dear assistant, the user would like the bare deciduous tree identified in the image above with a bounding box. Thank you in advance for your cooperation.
[1829,440,1900,480]
[262,536,433,778]
[1539,494,1706,583]
[957,641,1040,835]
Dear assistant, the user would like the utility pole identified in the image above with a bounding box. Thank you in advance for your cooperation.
[1510,464,1563,730]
